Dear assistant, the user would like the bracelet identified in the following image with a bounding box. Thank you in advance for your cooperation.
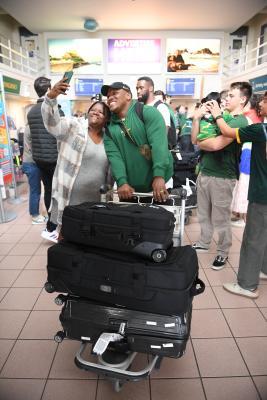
[215,115,223,121]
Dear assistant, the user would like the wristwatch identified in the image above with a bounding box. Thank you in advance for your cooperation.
[215,115,223,121]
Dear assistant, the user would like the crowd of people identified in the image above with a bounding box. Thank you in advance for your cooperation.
[22,74,267,300]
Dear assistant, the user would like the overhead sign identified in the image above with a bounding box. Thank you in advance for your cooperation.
[3,76,21,95]
[166,78,195,96]
[107,38,161,74]
[75,78,103,96]
[249,75,267,93]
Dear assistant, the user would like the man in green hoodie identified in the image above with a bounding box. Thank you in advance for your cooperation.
[101,82,173,202]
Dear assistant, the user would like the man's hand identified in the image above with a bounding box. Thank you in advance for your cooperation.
[117,183,135,200]
[206,100,222,119]
[193,104,207,120]
[47,78,70,99]
[152,177,169,202]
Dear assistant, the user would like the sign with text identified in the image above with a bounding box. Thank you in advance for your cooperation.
[108,38,161,74]
[75,78,103,96]
[0,76,12,184]
[249,75,267,93]
[3,76,21,95]
[166,78,195,96]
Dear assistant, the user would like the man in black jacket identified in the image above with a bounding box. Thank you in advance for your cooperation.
[27,77,58,242]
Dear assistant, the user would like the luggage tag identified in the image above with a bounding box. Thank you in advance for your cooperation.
[176,151,182,161]
[182,177,192,196]
[93,332,124,355]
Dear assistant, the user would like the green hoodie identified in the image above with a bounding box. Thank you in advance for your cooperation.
[104,100,173,192]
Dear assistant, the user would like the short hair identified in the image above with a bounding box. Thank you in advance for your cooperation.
[201,91,221,106]
[220,90,228,99]
[230,81,252,106]
[137,76,154,89]
[34,76,51,97]
[154,90,166,101]
[87,101,111,122]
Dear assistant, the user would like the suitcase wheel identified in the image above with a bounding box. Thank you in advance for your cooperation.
[54,331,65,343]
[151,249,167,263]
[54,294,67,306]
[44,281,55,293]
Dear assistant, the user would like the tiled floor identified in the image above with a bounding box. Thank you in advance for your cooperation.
[0,193,267,400]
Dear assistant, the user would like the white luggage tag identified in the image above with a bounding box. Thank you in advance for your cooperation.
[182,178,192,197]
[93,332,124,355]
[176,151,182,161]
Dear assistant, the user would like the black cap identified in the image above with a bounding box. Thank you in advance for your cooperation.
[101,82,131,96]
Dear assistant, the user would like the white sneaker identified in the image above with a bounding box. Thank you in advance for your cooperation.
[231,219,246,228]
[32,215,47,225]
[259,272,267,280]
[41,229,58,243]
[223,282,259,299]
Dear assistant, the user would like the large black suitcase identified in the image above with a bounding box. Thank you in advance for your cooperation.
[46,242,204,315]
[58,295,192,358]
[61,202,175,262]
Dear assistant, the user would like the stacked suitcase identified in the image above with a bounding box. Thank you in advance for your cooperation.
[45,198,205,388]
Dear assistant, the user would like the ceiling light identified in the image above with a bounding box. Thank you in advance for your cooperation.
[84,18,99,32]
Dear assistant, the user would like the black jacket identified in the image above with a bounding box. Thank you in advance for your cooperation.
[27,98,58,165]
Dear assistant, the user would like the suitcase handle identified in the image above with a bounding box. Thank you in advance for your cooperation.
[81,223,141,242]
[191,277,205,297]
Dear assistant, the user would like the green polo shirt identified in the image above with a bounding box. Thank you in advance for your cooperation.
[200,114,248,179]
[237,123,267,204]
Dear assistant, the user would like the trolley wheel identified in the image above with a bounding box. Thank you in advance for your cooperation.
[44,281,55,293]
[54,294,66,306]
[114,380,123,392]
[54,331,65,343]
[151,249,167,263]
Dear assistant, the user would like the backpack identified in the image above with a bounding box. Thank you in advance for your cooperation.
[153,100,177,149]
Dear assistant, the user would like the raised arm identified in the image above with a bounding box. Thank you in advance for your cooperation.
[207,100,236,138]
[191,104,207,144]
[41,79,78,140]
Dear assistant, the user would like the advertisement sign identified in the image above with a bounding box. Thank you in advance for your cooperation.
[48,39,103,74]
[107,38,161,74]
[167,39,220,73]
[0,78,12,184]
[3,76,21,94]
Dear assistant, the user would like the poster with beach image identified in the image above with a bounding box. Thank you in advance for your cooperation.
[48,39,103,74]
[166,38,220,73]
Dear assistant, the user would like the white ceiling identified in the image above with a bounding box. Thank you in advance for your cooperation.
[0,0,267,33]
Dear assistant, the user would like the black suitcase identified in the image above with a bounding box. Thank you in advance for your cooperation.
[61,202,175,262]
[58,295,192,358]
[46,242,204,315]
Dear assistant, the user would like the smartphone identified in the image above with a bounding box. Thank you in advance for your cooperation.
[62,70,73,84]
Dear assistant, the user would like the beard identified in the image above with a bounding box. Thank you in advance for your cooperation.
[138,91,149,104]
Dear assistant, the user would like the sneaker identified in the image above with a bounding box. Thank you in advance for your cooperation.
[223,282,259,299]
[211,255,228,270]
[41,229,58,243]
[259,271,267,280]
[32,215,47,225]
[192,243,209,252]
[231,219,245,228]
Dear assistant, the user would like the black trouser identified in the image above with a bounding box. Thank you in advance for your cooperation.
[36,161,57,232]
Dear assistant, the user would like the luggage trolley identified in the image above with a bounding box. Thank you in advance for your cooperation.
[50,187,205,392]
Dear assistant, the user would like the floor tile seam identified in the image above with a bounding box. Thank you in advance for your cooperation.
[39,342,59,400]
[221,306,267,337]
[188,337,208,399]
[251,377,264,400]
[0,338,18,376]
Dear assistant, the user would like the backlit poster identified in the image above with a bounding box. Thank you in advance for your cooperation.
[48,39,103,74]
[0,75,12,184]
[166,39,220,73]
[108,39,161,74]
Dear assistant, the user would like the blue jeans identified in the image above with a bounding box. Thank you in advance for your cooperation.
[22,162,41,216]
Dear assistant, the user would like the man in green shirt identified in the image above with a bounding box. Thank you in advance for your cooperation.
[208,91,267,298]
[101,82,173,202]
[191,82,252,269]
